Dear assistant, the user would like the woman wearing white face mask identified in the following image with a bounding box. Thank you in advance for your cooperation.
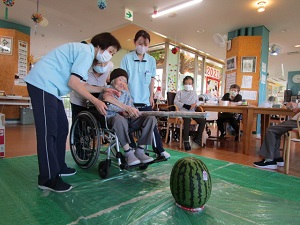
[70,59,114,121]
[174,76,206,151]
[120,30,170,159]
[217,84,242,141]
[24,32,120,193]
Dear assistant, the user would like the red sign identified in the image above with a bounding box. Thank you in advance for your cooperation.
[206,66,221,80]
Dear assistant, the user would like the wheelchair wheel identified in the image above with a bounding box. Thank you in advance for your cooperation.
[98,160,110,179]
[70,111,101,169]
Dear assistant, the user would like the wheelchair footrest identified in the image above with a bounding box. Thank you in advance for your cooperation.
[120,163,148,170]
[148,155,168,164]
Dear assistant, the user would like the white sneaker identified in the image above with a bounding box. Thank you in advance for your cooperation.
[125,150,141,166]
[160,151,170,159]
[135,148,154,163]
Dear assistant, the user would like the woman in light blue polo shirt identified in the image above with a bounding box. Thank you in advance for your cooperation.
[120,30,170,160]
[25,33,121,193]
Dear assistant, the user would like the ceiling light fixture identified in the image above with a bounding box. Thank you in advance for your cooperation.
[152,0,203,18]
[257,1,266,12]
[295,45,300,48]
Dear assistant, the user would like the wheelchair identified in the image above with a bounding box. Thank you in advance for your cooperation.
[69,105,165,179]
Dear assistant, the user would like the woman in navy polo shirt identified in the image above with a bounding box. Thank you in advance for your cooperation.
[25,33,121,192]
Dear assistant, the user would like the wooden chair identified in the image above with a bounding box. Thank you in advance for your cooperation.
[283,114,300,174]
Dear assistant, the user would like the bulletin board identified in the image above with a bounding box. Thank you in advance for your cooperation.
[0,28,30,119]
[225,36,262,106]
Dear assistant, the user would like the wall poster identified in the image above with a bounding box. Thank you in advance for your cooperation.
[15,40,28,86]
[0,36,13,55]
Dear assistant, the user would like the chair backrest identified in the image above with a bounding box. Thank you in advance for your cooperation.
[166,92,176,111]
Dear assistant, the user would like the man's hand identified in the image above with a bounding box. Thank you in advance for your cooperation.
[104,87,121,97]
[94,99,107,116]
[125,106,140,118]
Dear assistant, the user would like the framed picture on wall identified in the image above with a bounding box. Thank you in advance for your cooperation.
[241,56,256,73]
[0,36,13,55]
[226,56,236,71]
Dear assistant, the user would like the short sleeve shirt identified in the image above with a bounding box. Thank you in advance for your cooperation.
[120,51,156,106]
[70,61,114,106]
[25,43,95,99]
[98,85,134,118]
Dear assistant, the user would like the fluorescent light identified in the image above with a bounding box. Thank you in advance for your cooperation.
[152,0,203,18]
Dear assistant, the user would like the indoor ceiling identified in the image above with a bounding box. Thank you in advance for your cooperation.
[3,0,300,83]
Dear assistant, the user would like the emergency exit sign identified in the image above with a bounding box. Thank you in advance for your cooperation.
[125,8,133,21]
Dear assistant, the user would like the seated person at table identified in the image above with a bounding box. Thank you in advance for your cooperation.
[254,102,300,169]
[174,76,206,151]
[70,59,114,121]
[217,84,242,141]
[99,68,155,166]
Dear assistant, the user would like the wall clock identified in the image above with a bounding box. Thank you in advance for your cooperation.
[292,74,300,83]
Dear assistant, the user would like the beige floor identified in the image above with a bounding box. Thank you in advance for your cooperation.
[4,122,300,177]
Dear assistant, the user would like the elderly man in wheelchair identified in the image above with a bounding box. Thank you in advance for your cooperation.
[70,68,163,178]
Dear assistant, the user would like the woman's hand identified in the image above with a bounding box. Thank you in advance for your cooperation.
[104,87,120,97]
[190,103,197,110]
[94,99,108,116]
[125,106,140,118]
[286,102,296,109]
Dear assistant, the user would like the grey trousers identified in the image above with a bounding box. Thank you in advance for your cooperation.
[259,119,298,159]
[107,114,157,147]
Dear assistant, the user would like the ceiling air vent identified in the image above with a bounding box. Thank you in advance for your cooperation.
[287,51,300,55]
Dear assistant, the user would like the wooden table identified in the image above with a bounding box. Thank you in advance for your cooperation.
[0,96,31,106]
[252,107,295,144]
[201,105,295,155]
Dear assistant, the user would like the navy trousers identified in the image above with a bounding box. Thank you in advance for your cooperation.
[27,83,69,185]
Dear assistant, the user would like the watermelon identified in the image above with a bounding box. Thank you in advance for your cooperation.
[170,157,212,211]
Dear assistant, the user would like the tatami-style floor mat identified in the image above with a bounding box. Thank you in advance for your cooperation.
[0,150,300,224]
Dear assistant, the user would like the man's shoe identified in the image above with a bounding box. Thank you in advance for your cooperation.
[160,151,170,159]
[193,138,203,147]
[259,157,284,167]
[253,159,277,170]
[60,167,77,177]
[125,150,141,166]
[135,148,154,163]
[274,157,284,167]
[184,141,191,151]
[38,176,72,193]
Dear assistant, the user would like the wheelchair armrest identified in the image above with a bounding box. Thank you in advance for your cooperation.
[86,100,110,109]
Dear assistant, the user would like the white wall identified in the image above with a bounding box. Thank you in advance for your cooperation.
[111,49,129,68]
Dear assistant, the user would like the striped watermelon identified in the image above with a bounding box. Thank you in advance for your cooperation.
[170,157,212,211]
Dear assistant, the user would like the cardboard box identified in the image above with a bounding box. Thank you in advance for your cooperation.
[0,113,5,158]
